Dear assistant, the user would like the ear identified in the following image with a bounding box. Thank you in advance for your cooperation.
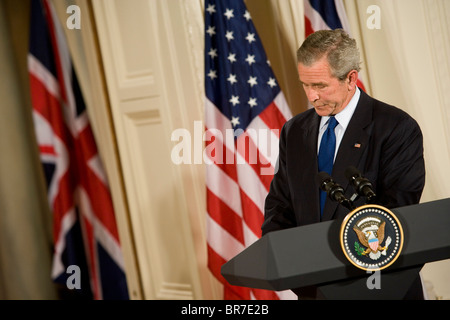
[347,70,359,90]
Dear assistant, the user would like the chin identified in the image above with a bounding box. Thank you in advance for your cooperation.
[314,108,332,117]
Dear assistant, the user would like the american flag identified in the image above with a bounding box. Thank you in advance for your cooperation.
[205,0,294,300]
[28,0,128,299]
[304,0,366,92]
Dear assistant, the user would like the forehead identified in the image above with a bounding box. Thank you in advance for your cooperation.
[297,57,334,84]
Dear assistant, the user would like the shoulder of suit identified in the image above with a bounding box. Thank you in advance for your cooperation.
[361,91,418,122]
[371,98,417,122]
[284,108,317,129]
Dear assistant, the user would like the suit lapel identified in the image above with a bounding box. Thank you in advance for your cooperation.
[292,111,321,224]
[322,90,374,221]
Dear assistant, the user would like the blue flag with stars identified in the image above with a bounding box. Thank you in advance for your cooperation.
[205,0,281,134]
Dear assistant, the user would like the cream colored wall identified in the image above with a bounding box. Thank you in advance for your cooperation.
[58,0,450,299]
[91,0,213,299]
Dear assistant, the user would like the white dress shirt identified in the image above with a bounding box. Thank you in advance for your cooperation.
[317,87,361,161]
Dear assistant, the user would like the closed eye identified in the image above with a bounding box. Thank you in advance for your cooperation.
[301,82,327,90]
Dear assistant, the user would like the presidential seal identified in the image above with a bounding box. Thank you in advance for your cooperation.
[340,204,404,271]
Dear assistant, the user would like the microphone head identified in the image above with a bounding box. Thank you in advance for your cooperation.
[345,165,361,181]
[316,171,332,187]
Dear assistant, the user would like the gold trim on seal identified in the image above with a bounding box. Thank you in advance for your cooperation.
[339,204,404,271]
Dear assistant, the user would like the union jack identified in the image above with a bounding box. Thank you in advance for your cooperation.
[28,0,128,299]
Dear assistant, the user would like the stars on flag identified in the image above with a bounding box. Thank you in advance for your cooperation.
[224,8,234,19]
[225,30,234,41]
[247,76,257,87]
[227,53,237,63]
[245,54,255,65]
[206,3,216,14]
[206,25,216,37]
[205,3,280,131]
[207,69,217,80]
[267,77,277,88]
[247,97,257,108]
[208,48,218,59]
[227,73,238,85]
[229,95,240,106]
[245,32,256,44]
[243,10,251,21]
[230,116,240,127]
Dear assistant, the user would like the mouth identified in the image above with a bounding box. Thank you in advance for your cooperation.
[313,103,337,116]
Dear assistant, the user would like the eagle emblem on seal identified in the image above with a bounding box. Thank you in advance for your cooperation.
[353,216,392,260]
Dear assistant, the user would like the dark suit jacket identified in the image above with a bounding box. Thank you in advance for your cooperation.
[261,90,426,299]
[262,90,425,233]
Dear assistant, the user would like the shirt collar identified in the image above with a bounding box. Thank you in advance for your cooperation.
[320,87,361,130]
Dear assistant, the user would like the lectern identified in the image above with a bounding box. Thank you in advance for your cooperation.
[221,198,450,299]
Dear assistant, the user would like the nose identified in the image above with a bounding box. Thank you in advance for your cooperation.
[304,87,319,103]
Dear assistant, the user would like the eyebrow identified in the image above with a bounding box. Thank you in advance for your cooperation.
[300,81,328,86]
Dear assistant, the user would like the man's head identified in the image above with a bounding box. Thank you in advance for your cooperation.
[297,29,361,117]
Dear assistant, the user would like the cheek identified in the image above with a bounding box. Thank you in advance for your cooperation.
[323,86,343,103]
[318,89,335,103]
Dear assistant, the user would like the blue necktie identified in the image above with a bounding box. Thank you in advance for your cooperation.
[318,116,338,216]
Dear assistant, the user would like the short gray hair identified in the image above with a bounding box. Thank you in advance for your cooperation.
[297,29,361,80]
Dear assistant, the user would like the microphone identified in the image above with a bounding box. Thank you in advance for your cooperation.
[316,172,355,211]
[345,166,377,204]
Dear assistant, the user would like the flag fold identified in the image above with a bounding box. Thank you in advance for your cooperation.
[28,0,128,300]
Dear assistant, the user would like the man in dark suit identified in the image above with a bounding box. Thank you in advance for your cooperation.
[261,29,425,299]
